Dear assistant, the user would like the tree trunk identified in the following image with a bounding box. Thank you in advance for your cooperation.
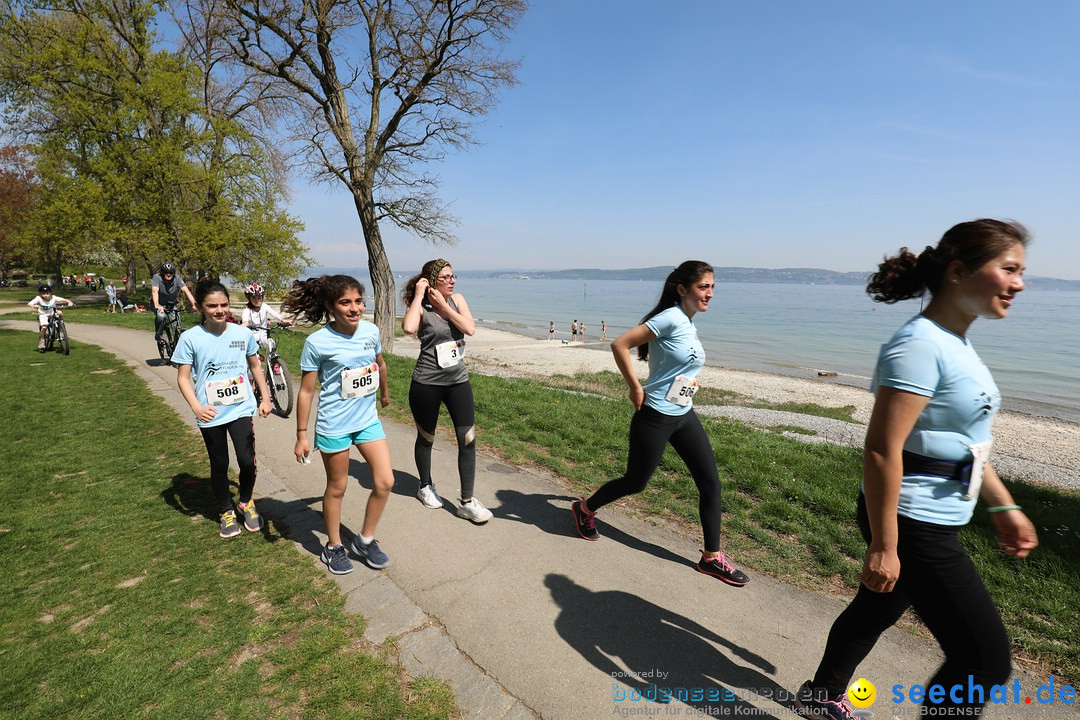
[354,190,396,353]
[126,257,137,294]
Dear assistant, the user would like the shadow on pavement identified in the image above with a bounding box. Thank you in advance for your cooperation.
[544,573,793,716]
[494,488,696,570]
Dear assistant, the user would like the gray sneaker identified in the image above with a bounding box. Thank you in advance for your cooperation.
[219,510,241,538]
[350,537,390,569]
[320,544,354,575]
[416,483,443,508]
[457,498,493,524]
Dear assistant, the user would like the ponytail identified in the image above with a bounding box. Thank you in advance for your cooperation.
[282,275,365,324]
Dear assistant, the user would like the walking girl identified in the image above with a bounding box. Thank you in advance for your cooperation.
[401,259,491,523]
[285,275,394,574]
[794,220,1038,719]
[174,279,272,538]
[570,261,749,586]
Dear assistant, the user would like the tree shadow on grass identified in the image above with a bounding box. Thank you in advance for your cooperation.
[161,473,281,544]
[545,573,794,715]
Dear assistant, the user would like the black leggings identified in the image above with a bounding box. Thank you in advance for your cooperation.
[813,494,1010,711]
[409,380,476,499]
[587,406,723,553]
[199,417,257,513]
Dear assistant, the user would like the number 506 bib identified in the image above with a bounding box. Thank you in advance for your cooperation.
[665,375,700,407]
[341,363,379,399]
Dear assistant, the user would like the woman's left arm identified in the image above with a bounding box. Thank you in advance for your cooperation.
[441,293,475,336]
[979,463,1038,558]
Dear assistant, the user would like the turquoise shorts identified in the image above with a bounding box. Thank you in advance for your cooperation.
[315,420,386,453]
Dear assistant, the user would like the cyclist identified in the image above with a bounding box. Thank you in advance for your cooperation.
[241,283,292,359]
[151,261,196,345]
[28,284,74,351]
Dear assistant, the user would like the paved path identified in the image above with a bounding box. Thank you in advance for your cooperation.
[2,317,1071,720]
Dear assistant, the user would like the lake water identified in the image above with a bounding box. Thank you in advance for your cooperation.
[347,272,1077,423]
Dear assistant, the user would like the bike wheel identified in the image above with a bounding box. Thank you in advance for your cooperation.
[58,323,70,355]
[44,323,55,352]
[267,356,294,417]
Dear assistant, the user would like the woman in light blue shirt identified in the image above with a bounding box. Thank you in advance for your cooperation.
[796,220,1039,719]
[570,261,748,587]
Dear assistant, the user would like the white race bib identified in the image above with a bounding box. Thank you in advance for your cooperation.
[341,363,379,399]
[665,375,700,407]
[963,438,993,500]
[435,339,466,368]
[205,375,250,406]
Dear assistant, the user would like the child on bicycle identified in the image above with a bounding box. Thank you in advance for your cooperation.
[283,275,393,575]
[241,283,293,358]
[28,284,74,351]
[173,279,273,539]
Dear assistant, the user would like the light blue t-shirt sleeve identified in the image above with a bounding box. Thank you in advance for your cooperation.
[245,330,259,357]
[300,336,321,372]
[645,311,676,341]
[171,331,195,366]
[874,337,941,398]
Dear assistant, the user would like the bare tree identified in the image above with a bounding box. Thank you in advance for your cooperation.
[195,0,524,348]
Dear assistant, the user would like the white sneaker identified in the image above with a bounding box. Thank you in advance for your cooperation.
[457,498,493,524]
[416,483,443,509]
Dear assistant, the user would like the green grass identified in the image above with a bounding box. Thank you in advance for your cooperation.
[0,330,457,720]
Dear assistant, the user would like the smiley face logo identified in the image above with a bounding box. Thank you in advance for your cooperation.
[847,678,876,709]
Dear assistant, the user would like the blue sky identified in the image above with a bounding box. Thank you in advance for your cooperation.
[290,1,1080,279]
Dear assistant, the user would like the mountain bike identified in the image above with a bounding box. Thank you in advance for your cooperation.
[157,305,183,364]
[43,311,70,355]
[251,324,294,417]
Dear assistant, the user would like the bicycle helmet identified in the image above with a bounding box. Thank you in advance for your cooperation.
[245,282,265,296]
[159,261,176,275]
[39,283,52,293]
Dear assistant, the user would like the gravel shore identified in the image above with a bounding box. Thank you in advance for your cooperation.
[392,326,1080,491]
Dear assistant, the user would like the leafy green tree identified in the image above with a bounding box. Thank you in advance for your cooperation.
[188,0,525,349]
[0,145,36,280]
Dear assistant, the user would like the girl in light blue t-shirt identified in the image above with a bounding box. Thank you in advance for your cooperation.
[284,275,393,576]
[570,261,749,588]
[174,280,272,539]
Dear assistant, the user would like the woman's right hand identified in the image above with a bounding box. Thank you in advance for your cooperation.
[194,405,217,424]
[413,278,430,300]
[860,546,900,593]
[294,437,310,463]
[628,385,645,411]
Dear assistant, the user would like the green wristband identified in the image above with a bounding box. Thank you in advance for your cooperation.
[986,505,1021,513]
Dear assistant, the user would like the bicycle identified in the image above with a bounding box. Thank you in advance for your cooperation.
[42,311,70,355]
[251,323,294,417]
[156,305,183,364]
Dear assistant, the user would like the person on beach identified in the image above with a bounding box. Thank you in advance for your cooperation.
[401,259,492,523]
[579,321,586,341]
[571,319,578,341]
[285,275,394,574]
[549,321,555,340]
[601,320,607,340]
[570,261,749,587]
[794,219,1038,719]
[174,279,272,538]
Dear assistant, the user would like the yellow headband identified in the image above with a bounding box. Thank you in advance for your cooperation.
[427,259,450,287]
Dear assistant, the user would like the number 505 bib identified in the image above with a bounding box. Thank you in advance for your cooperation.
[341,363,379,400]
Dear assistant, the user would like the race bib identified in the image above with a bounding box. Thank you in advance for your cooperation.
[435,339,466,368]
[341,363,379,399]
[205,375,249,406]
[665,375,700,407]
[963,438,993,500]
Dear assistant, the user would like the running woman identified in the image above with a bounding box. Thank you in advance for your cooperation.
[570,261,749,587]
[795,220,1037,719]
[401,259,491,523]
[28,284,73,351]
[285,275,394,574]
[174,279,272,538]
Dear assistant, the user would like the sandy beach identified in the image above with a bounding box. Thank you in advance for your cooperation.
[392,326,1080,491]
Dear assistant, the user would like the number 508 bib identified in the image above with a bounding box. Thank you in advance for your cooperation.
[341,363,379,400]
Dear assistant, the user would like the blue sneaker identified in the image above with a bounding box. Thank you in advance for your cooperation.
[794,681,856,720]
[320,544,354,575]
[350,536,390,569]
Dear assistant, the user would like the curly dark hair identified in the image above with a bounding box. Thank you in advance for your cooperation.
[281,275,365,324]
